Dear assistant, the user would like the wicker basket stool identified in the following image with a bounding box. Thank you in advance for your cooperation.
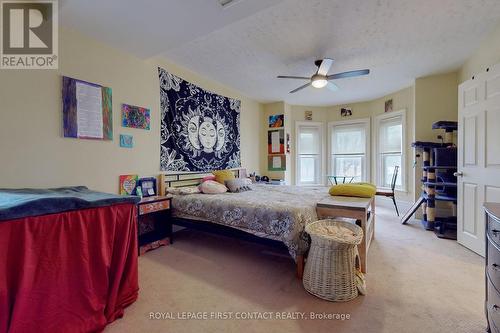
[303,219,363,302]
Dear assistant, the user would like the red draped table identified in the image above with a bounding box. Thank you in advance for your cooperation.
[0,203,139,333]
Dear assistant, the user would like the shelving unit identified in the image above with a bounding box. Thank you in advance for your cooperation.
[404,121,458,240]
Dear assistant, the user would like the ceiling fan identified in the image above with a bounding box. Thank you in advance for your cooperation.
[277,58,370,93]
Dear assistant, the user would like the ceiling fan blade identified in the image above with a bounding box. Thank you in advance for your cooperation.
[326,81,339,92]
[317,58,334,76]
[289,82,311,93]
[277,75,310,80]
[328,69,370,80]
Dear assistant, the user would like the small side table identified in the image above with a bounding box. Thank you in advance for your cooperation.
[137,195,172,255]
[316,196,375,273]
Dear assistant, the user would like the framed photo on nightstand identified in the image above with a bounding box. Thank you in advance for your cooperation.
[138,177,157,197]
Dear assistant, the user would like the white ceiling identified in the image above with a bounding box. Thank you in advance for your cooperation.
[60,0,500,106]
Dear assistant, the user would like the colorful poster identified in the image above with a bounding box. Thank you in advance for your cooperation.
[119,174,138,195]
[121,104,151,130]
[62,76,113,140]
[269,114,284,128]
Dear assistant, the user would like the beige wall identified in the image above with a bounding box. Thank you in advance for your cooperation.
[266,86,415,202]
[414,72,458,142]
[412,72,459,209]
[0,28,263,193]
[459,21,500,83]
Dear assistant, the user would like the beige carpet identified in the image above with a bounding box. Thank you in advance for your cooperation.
[107,203,485,333]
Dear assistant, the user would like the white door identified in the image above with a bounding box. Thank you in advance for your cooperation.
[458,63,500,256]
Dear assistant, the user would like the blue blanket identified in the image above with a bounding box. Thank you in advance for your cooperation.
[0,186,141,221]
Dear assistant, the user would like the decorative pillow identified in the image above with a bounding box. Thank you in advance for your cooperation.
[329,183,376,198]
[212,170,235,184]
[202,175,216,183]
[199,180,228,194]
[225,179,252,193]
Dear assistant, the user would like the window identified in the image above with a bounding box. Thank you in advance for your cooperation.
[329,119,370,182]
[376,111,405,189]
[296,122,323,185]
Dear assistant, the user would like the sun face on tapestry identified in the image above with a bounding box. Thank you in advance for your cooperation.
[158,67,241,171]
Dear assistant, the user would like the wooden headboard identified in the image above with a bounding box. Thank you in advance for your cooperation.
[159,168,247,195]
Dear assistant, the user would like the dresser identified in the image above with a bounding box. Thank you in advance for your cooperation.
[485,203,500,333]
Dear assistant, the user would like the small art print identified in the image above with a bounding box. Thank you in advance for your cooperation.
[305,110,312,121]
[385,99,393,113]
[122,104,151,130]
[268,155,286,171]
[119,174,138,195]
[341,107,352,117]
[269,114,284,128]
[119,134,133,148]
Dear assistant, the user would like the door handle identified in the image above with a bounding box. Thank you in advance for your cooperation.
[493,304,500,313]
[493,264,500,272]
[453,171,464,177]
[492,229,500,236]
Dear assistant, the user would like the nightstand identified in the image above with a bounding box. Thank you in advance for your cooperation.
[137,195,172,255]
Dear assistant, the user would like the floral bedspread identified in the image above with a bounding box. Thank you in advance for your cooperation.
[171,184,330,261]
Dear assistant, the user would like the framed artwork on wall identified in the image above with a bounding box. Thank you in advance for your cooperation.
[269,114,284,128]
[62,76,113,140]
[341,107,352,117]
[268,155,286,171]
[268,129,285,154]
[119,134,133,148]
[385,99,393,113]
[305,111,312,121]
[122,103,151,130]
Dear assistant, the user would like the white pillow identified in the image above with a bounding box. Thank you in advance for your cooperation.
[179,186,201,195]
[166,186,200,195]
[199,180,228,194]
[166,187,182,195]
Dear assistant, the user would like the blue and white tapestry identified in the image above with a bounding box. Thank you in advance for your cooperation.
[158,67,241,171]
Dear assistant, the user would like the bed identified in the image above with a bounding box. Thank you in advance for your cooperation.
[173,183,330,257]
[0,187,140,333]
[160,170,332,277]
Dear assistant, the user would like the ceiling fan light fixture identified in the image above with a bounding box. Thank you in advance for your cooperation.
[311,75,328,88]
[277,59,370,94]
